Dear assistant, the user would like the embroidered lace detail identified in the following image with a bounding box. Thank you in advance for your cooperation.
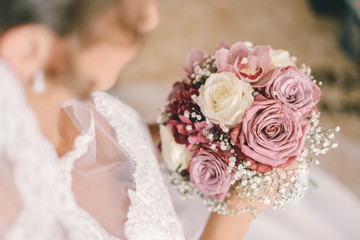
[93,92,184,240]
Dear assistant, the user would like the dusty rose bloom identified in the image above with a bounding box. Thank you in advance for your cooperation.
[237,97,310,168]
[190,148,232,200]
[265,66,321,115]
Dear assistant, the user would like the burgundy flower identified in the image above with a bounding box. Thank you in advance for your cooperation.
[165,81,208,147]
[166,82,199,120]
[168,120,209,149]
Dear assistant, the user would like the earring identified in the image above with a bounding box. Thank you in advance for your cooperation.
[32,70,46,93]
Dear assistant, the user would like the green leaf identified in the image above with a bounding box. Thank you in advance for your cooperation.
[309,178,318,188]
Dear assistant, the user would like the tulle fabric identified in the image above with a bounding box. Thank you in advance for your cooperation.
[63,100,136,239]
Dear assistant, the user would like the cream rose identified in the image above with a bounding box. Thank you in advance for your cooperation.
[271,49,296,67]
[160,125,191,172]
[197,72,254,128]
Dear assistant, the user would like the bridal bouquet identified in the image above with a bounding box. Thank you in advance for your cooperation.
[158,41,339,216]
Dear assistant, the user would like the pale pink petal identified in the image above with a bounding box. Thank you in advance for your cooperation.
[188,135,198,145]
[230,42,251,59]
[216,41,231,51]
[247,55,259,72]
[179,115,192,125]
[196,132,208,144]
[215,48,232,72]
[256,67,282,88]
[250,46,272,73]
[181,48,208,75]
[195,121,207,131]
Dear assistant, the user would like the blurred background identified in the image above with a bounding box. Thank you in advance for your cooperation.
[110,0,360,233]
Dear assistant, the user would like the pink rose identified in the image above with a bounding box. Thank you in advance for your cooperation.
[215,41,272,87]
[238,97,310,168]
[231,126,273,174]
[265,67,321,115]
[190,148,232,200]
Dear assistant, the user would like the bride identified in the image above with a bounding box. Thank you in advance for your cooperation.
[0,0,186,239]
[0,0,269,239]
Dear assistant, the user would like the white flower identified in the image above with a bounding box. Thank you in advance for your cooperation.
[197,72,254,128]
[271,49,296,67]
[160,125,191,172]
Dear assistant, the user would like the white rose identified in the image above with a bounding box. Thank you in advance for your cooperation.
[160,125,191,172]
[197,72,254,128]
[271,49,296,67]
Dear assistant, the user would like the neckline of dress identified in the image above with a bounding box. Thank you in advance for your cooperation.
[59,100,96,171]
[57,98,124,239]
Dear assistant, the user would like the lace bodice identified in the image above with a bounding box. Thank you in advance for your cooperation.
[92,92,184,239]
[0,60,184,240]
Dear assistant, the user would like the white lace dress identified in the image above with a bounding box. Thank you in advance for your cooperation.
[0,60,184,240]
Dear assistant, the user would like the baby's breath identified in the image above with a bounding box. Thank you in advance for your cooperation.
[191,55,217,85]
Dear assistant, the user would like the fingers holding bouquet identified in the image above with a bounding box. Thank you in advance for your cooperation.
[159,41,339,217]
[198,161,299,240]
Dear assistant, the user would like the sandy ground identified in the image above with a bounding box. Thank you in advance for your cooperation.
[111,0,360,199]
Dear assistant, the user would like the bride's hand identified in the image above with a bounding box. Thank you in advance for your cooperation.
[200,161,299,240]
[199,188,267,240]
